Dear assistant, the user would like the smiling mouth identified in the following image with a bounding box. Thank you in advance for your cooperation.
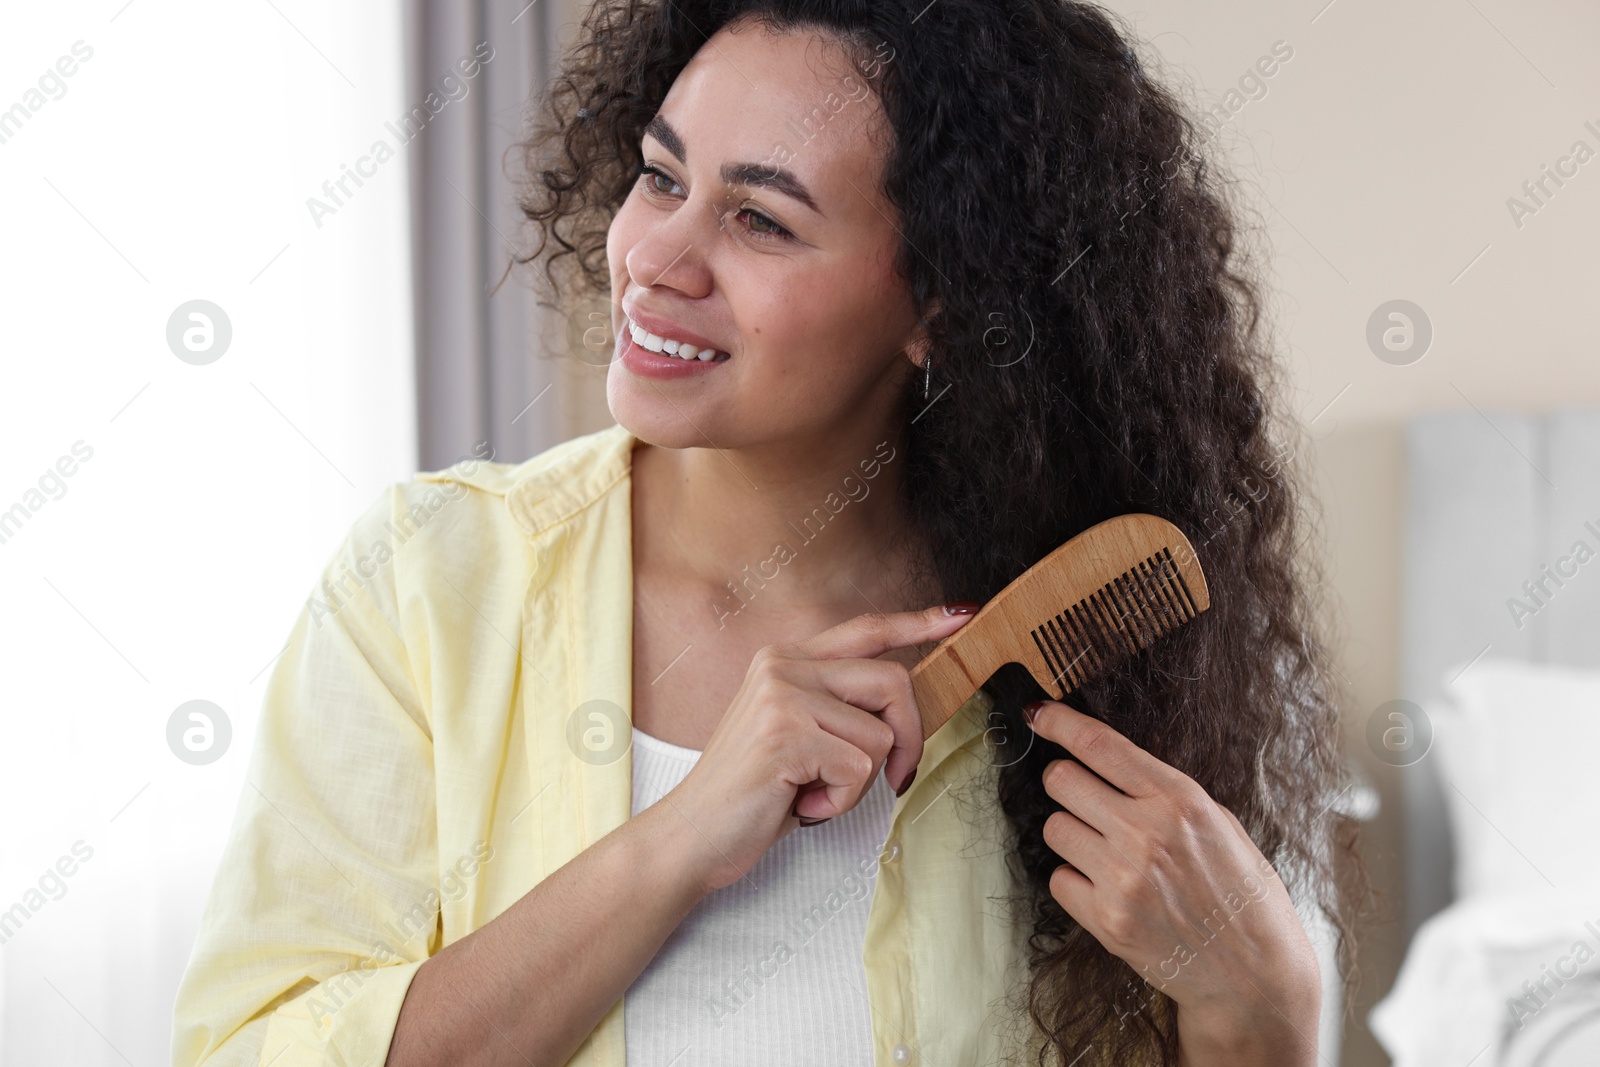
[625,316,730,362]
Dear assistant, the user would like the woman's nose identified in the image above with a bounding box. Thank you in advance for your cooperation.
[624,196,716,298]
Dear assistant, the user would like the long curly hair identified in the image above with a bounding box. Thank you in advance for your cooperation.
[511,0,1365,1062]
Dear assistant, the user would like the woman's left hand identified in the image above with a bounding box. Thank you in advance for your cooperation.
[1025,699,1322,1067]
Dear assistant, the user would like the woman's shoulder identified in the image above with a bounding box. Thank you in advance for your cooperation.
[314,423,635,629]
[411,421,634,537]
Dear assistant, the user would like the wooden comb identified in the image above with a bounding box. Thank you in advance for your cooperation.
[910,514,1210,741]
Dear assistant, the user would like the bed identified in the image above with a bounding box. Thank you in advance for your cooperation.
[1368,408,1600,1065]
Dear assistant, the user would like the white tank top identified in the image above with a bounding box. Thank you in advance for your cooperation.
[623,724,897,1065]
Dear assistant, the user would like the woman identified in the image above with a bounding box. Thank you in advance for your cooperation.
[171,1,1360,1065]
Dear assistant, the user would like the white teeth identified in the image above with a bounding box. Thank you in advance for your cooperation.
[627,317,725,361]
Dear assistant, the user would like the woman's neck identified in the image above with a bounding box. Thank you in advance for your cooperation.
[630,421,933,627]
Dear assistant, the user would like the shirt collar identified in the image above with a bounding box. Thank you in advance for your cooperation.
[489,421,991,774]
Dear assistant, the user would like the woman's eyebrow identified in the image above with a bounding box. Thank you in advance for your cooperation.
[644,114,823,217]
[644,115,687,162]
[720,161,821,216]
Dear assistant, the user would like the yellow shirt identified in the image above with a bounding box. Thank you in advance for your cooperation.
[171,422,1042,1067]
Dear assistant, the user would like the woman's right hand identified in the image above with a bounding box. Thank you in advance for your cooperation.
[660,603,978,894]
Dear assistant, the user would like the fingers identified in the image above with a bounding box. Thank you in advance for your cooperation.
[739,605,979,825]
[1046,862,1096,921]
[789,730,879,821]
[789,656,923,793]
[786,603,977,662]
[1041,757,1133,834]
[1025,700,1171,798]
[1042,808,1115,883]
[1042,808,1152,961]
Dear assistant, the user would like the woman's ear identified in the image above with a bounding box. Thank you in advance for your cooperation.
[905,333,932,370]
[904,298,942,369]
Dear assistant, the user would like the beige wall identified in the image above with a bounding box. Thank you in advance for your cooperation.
[540,2,1600,1062]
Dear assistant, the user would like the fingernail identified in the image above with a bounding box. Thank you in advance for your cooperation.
[942,600,981,615]
[1023,700,1046,726]
[895,768,917,797]
[798,816,832,826]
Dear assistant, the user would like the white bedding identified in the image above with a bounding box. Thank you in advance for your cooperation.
[1372,658,1600,1064]
[1370,890,1600,1066]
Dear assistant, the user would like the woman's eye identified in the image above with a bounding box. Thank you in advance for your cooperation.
[639,164,683,197]
[737,208,792,241]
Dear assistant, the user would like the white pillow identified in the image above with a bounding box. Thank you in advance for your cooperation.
[1370,889,1600,1067]
[1435,658,1600,898]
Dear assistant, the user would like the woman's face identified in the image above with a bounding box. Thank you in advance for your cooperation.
[605,21,922,453]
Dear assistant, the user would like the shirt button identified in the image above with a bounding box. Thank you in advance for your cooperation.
[891,1042,912,1065]
[880,839,900,864]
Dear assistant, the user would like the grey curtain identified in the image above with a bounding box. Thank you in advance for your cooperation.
[404,0,601,470]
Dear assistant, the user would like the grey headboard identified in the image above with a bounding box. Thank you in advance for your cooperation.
[1402,408,1600,933]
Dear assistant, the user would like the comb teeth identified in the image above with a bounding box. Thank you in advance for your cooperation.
[1029,546,1199,694]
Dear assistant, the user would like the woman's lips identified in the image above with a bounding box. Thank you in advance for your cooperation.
[621,307,730,361]
[617,329,731,380]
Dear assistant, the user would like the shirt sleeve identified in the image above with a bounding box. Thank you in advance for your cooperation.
[172,485,440,1067]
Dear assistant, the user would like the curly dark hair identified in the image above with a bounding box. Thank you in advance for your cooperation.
[511,0,1366,1062]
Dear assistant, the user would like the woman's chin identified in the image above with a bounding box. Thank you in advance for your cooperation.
[606,374,719,450]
